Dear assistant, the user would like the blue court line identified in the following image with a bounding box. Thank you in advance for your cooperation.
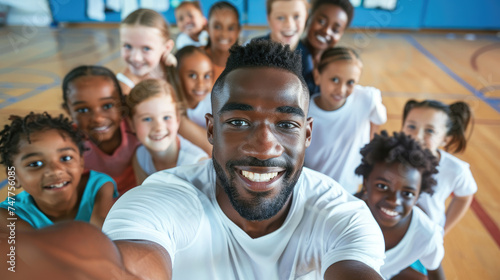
[405,35,500,113]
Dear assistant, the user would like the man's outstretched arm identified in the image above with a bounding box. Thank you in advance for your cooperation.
[1,221,171,280]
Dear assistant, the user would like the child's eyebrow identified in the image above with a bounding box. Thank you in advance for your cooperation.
[58,147,77,153]
[375,177,391,183]
[21,152,41,161]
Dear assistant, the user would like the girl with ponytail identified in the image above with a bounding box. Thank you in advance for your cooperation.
[402,99,476,235]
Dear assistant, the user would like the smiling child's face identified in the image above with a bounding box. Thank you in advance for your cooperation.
[364,162,422,230]
[13,129,84,214]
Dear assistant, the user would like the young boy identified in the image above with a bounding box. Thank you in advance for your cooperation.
[0,112,118,230]
[355,131,446,280]
[174,1,209,49]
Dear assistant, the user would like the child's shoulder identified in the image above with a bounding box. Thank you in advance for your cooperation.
[353,84,381,97]
[438,150,471,171]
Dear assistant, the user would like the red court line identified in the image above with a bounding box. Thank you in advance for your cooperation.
[470,197,500,248]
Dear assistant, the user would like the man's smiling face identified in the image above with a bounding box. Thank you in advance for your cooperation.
[207,66,312,221]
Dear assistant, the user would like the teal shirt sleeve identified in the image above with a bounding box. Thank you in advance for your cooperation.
[0,170,117,229]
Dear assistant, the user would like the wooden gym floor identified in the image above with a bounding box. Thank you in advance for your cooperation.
[0,25,499,279]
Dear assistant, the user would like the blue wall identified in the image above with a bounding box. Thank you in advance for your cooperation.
[50,0,500,30]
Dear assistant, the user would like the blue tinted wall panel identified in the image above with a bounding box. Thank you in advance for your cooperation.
[423,0,500,29]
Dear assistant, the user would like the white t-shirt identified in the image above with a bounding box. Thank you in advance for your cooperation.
[135,135,208,175]
[304,85,387,194]
[186,94,212,128]
[103,160,385,279]
[176,30,209,50]
[418,150,478,228]
[381,207,445,279]
[116,72,135,89]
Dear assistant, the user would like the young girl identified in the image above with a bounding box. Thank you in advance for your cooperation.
[304,47,387,194]
[355,131,445,280]
[251,0,308,51]
[300,0,354,94]
[174,1,209,50]
[126,79,208,184]
[402,99,476,235]
[176,46,213,128]
[62,65,141,195]
[205,1,241,82]
[117,9,212,154]
[117,8,212,156]
[0,112,118,230]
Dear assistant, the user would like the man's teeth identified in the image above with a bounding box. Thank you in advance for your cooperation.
[241,170,279,182]
[381,207,398,217]
[47,182,68,189]
[316,35,327,44]
[282,31,296,37]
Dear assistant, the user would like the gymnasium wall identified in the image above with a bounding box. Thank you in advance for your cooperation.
[48,0,500,30]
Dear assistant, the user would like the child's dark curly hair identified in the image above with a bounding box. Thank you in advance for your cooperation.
[355,131,439,195]
[0,112,85,168]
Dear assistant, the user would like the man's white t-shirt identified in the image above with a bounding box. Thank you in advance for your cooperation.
[304,85,387,194]
[381,207,444,279]
[418,150,477,228]
[103,160,385,279]
[187,94,212,129]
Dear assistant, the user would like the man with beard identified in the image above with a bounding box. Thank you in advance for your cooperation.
[2,40,384,280]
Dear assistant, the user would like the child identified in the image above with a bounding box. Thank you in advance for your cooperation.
[205,1,241,82]
[117,8,213,156]
[402,99,476,235]
[176,46,213,128]
[0,112,118,230]
[300,0,354,94]
[251,0,308,51]
[62,65,141,195]
[117,8,176,95]
[355,131,445,280]
[126,79,208,184]
[304,47,386,194]
[174,1,209,50]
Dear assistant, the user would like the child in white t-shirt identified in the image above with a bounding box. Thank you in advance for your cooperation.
[126,79,208,185]
[174,1,209,50]
[304,47,386,194]
[402,99,477,234]
[355,131,445,280]
[176,46,213,128]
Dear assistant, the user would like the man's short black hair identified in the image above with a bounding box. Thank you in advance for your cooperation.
[212,40,309,101]
[355,131,439,195]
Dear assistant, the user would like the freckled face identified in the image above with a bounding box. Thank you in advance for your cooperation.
[207,67,312,221]
[306,4,348,51]
[364,162,422,230]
